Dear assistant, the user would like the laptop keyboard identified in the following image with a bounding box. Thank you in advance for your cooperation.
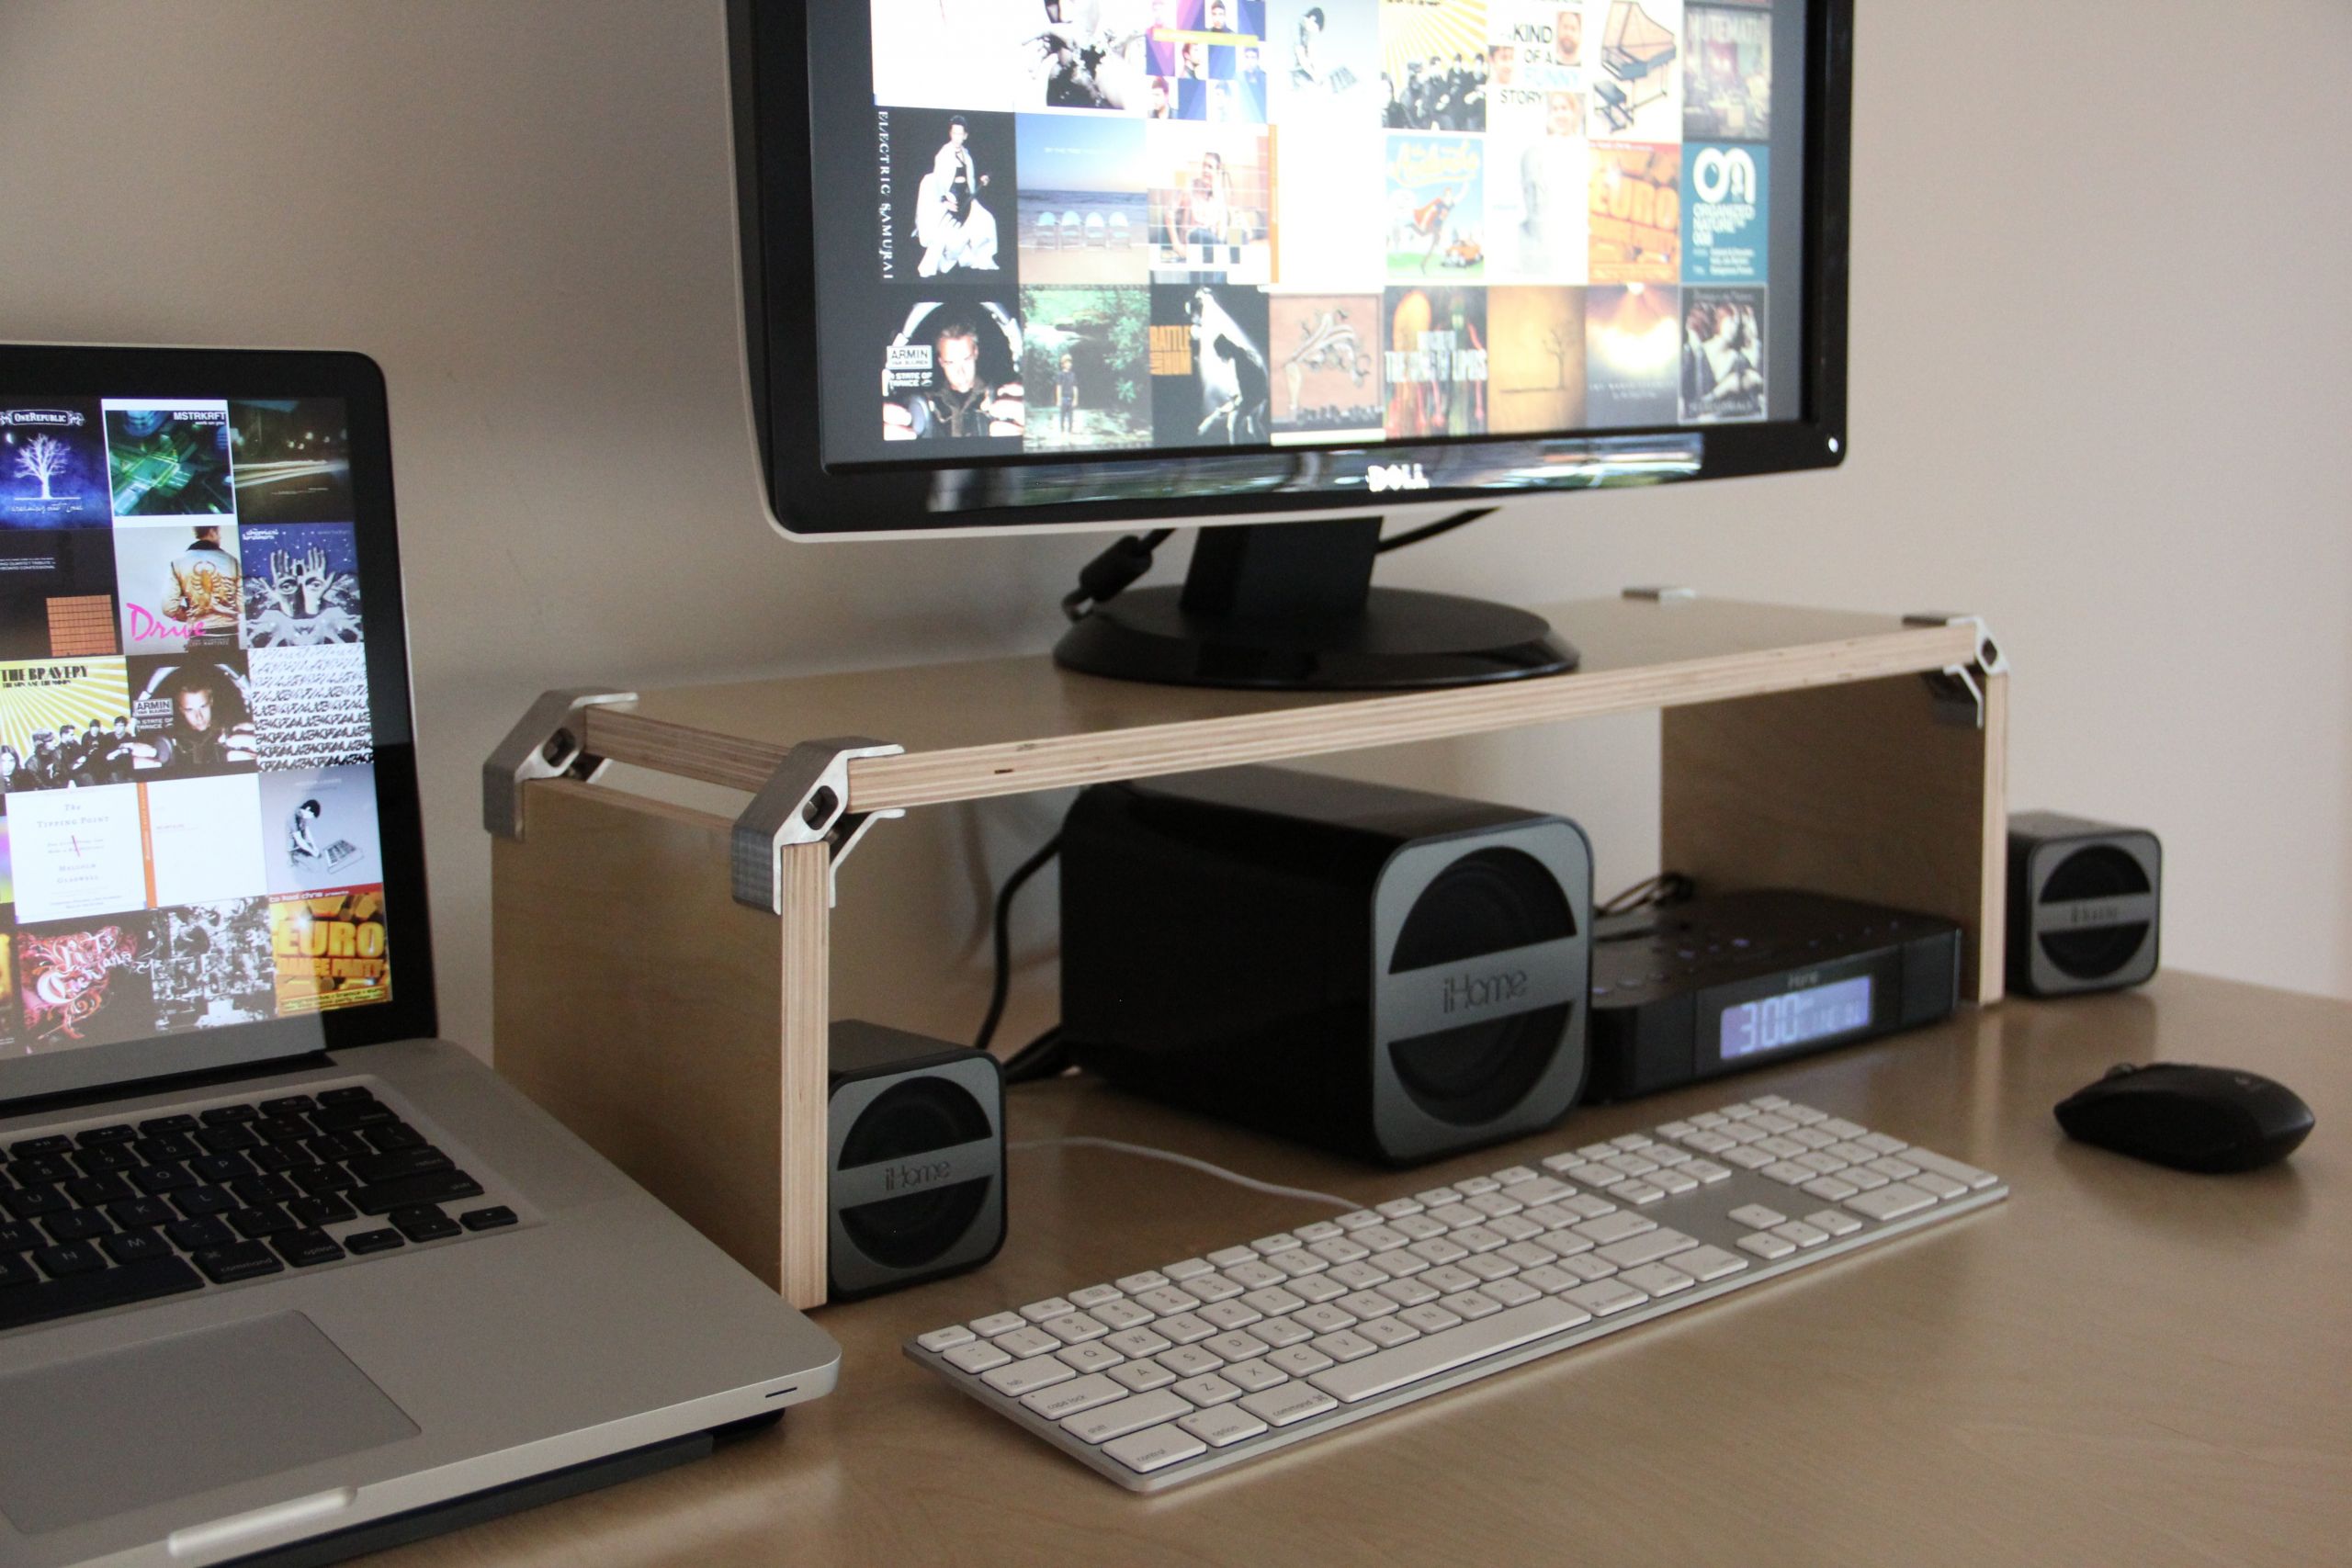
[1,1083,521,1335]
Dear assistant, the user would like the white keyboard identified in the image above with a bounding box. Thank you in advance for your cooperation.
[905,1095,2006,1491]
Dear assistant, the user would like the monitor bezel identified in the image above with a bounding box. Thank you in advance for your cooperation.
[733,0,1852,539]
[0,343,438,1111]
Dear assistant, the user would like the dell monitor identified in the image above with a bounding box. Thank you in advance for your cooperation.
[731,0,1850,689]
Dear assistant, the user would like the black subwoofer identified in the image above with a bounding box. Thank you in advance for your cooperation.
[828,1021,1005,1300]
[2007,811,2163,998]
[1059,767,1592,1165]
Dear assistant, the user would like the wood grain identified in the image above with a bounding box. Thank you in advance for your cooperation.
[385,972,2352,1568]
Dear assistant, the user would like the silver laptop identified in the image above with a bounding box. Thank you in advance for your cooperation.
[0,345,839,1568]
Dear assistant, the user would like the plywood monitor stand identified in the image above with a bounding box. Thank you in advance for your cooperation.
[483,594,2007,1310]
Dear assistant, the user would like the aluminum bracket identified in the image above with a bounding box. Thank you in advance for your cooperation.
[730,737,907,912]
[482,687,639,840]
[1904,614,2008,729]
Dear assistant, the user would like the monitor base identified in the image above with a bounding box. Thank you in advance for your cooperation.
[1052,519,1578,692]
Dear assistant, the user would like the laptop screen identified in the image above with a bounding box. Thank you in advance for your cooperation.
[0,388,402,1070]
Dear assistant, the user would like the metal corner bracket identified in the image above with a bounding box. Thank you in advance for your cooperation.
[482,687,639,840]
[730,737,908,913]
[1904,614,2008,729]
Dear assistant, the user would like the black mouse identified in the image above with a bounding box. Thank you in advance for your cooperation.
[2055,1063,2314,1172]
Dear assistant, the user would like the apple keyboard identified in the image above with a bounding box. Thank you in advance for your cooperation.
[905,1094,2006,1491]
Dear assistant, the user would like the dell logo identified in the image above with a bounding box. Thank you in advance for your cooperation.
[1442,969,1529,1015]
[882,1159,953,1193]
[1367,461,1431,493]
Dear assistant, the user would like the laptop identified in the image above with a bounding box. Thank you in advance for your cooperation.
[0,345,840,1568]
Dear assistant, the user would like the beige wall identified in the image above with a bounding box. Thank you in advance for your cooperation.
[3,0,2346,1061]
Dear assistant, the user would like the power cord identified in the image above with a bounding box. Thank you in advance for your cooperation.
[1597,872,1696,919]
[1058,507,1499,622]
[971,834,1063,1056]
[1008,1136,1356,1212]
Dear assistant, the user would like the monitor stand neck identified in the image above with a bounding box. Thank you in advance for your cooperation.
[1052,518,1579,692]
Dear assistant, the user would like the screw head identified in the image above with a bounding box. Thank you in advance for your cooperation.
[542,729,576,767]
[802,785,839,830]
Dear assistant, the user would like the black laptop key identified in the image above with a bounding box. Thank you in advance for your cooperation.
[2,1185,69,1221]
[345,1147,453,1185]
[459,1206,518,1233]
[192,1241,283,1284]
[0,1252,32,1290]
[132,1161,197,1196]
[0,1221,40,1252]
[305,1132,365,1164]
[318,1086,377,1106]
[174,1184,239,1219]
[69,1143,141,1176]
[261,1095,320,1118]
[101,1228,174,1266]
[199,1104,259,1127]
[271,1229,346,1269]
[108,1197,178,1231]
[390,1204,461,1243]
[232,1174,299,1208]
[65,1173,135,1208]
[254,1114,312,1142]
[309,1101,397,1134]
[11,1155,74,1186]
[246,1144,298,1174]
[289,1163,358,1196]
[33,1242,106,1280]
[228,1204,297,1240]
[187,1153,254,1184]
[354,1169,482,1216]
[196,1124,261,1156]
[363,1123,426,1154]
[7,1136,74,1160]
[343,1228,405,1256]
[165,1216,234,1252]
[133,1132,198,1165]
[41,1210,114,1245]
[138,1114,199,1136]
[75,1123,138,1147]
[288,1193,357,1228]
[0,1256,204,1331]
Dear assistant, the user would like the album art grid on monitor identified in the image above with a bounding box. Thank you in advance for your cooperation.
[0,389,392,1059]
[819,0,1802,470]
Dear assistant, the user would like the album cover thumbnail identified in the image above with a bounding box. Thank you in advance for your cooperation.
[1024,0,1177,112]
[1272,122,1384,288]
[0,937,17,1058]
[1149,283,1272,448]
[260,763,383,897]
[239,522,362,648]
[1586,280,1681,427]
[1681,284,1766,423]
[878,106,1016,285]
[1384,284,1489,438]
[1486,133,1588,282]
[270,885,391,1016]
[1485,1,1587,136]
[876,295,1029,448]
[1682,141,1767,283]
[1,401,111,528]
[9,781,146,926]
[143,773,270,910]
[1386,133,1486,279]
[1487,284,1589,434]
[1146,122,1273,283]
[127,651,257,782]
[0,657,134,793]
[1269,0,1379,124]
[0,530,122,661]
[228,400,353,525]
[1022,286,1155,453]
[103,401,234,519]
[249,643,372,773]
[1589,141,1680,283]
[1587,0,1682,141]
[868,0,1017,113]
[147,897,276,1031]
[115,523,242,655]
[1018,115,1151,286]
[17,912,156,1053]
[1269,292,1384,443]
[1684,2,1771,142]
[1382,0,1490,132]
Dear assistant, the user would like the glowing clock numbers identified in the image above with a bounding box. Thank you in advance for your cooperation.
[1719,976,1874,1061]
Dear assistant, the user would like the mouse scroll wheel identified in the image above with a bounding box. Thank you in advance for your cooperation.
[2103,1063,2140,1079]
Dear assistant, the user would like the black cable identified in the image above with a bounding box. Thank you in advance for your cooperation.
[1061,530,1175,623]
[1598,872,1696,919]
[1001,1025,1072,1086]
[1374,505,1498,554]
[973,834,1063,1056]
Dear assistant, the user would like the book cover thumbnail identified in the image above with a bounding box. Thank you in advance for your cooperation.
[1,402,111,528]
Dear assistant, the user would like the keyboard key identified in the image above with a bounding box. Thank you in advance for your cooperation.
[42,1209,113,1244]
[1042,1314,1111,1346]
[1023,1373,1126,1420]
[1737,1232,1797,1260]
[1171,1372,1240,1405]
[164,1216,234,1251]
[174,1185,238,1218]
[1198,1300,1262,1330]
[345,1147,454,1185]
[1238,1382,1338,1427]
[352,1169,484,1216]
[100,1228,173,1266]
[0,1255,203,1332]
[1615,1181,1668,1205]
[1265,1345,1333,1378]
[1396,1303,1462,1334]
[1909,1171,1969,1201]
[345,1228,406,1256]
[0,1252,32,1290]
[992,1326,1059,1359]
[1205,1332,1273,1366]
[1803,1177,1860,1201]
[1356,1315,1423,1348]
[271,1229,346,1269]
[1562,1279,1647,1316]
[106,1197,177,1231]
[968,1311,1024,1337]
[1845,1183,1939,1223]
[1155,1346,1223,1379]
[288,1194,359,1228]
[1618,1262,1694,1297]
[1064,1390,1193,1445]
[916,1325,975,1354]
[390,1204,461,1243]
[1904,1149,1999,1190]
[1154,1313,1217,1345]
[34,1242,106,1279]
[1806,1210,1865,1238]
[2,1185,68,1220]
[1310,1297,1591,1404]
[1728,1204,1787,1229]
[1178,1404,1266,1447]
[1057,1341,1127,1375]
[1103,1325,1173,1359]
[229,1205,297,1240]
[1182,1272,1244,1303]
[1109,1359,1176,1393]
[982,1357,1074,1397]
[193,1241,284,1284]
[1675,1246,1748,1281]
[1102,1424,1205,1474]
[318,1086,377,1106]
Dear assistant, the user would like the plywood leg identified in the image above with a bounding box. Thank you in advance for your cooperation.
[775,841,831,1310]
[1661,671,2008,1002]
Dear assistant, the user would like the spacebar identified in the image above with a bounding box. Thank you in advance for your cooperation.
[1308,1299,1593,1404]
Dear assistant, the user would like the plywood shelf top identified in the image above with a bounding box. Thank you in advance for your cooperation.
[580,597,1981,813]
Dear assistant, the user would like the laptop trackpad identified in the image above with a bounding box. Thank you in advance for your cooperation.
[0,1313,419,1538]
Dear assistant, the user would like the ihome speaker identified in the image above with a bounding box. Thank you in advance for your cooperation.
[828,1021,1005,1300]
[1059,767,1592,1166]
[2007,811,2163,998]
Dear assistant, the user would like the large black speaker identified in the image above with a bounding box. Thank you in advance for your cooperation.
[2007,811,2163,998]
[828,1021,1005,1301]
[1059,767,1592,1166]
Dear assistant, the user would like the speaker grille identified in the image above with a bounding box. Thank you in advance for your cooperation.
[838,1077,991,1271]
[1386,848,1577,1127]
[2038,843,2154,980]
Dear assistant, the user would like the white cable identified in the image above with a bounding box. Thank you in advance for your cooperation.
[1008,1136,1357,1213]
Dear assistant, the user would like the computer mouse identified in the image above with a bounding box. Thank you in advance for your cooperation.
[2055,1062,2315,1173]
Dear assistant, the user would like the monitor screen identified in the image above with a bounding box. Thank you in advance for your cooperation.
[0,390,397,1063]
[792,0,1813,507]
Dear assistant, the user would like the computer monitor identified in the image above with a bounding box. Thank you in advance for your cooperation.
[731,0,1850,689]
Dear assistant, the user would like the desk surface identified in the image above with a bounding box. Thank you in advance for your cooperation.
[391,973,2349,1568]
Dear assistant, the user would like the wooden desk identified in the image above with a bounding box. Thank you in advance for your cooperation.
[390,973,2349,1568]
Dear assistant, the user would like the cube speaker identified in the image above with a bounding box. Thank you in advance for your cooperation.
[828,1021,1005,1301]
[2007,811,2163,998]
[1059,767,1593,1166]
